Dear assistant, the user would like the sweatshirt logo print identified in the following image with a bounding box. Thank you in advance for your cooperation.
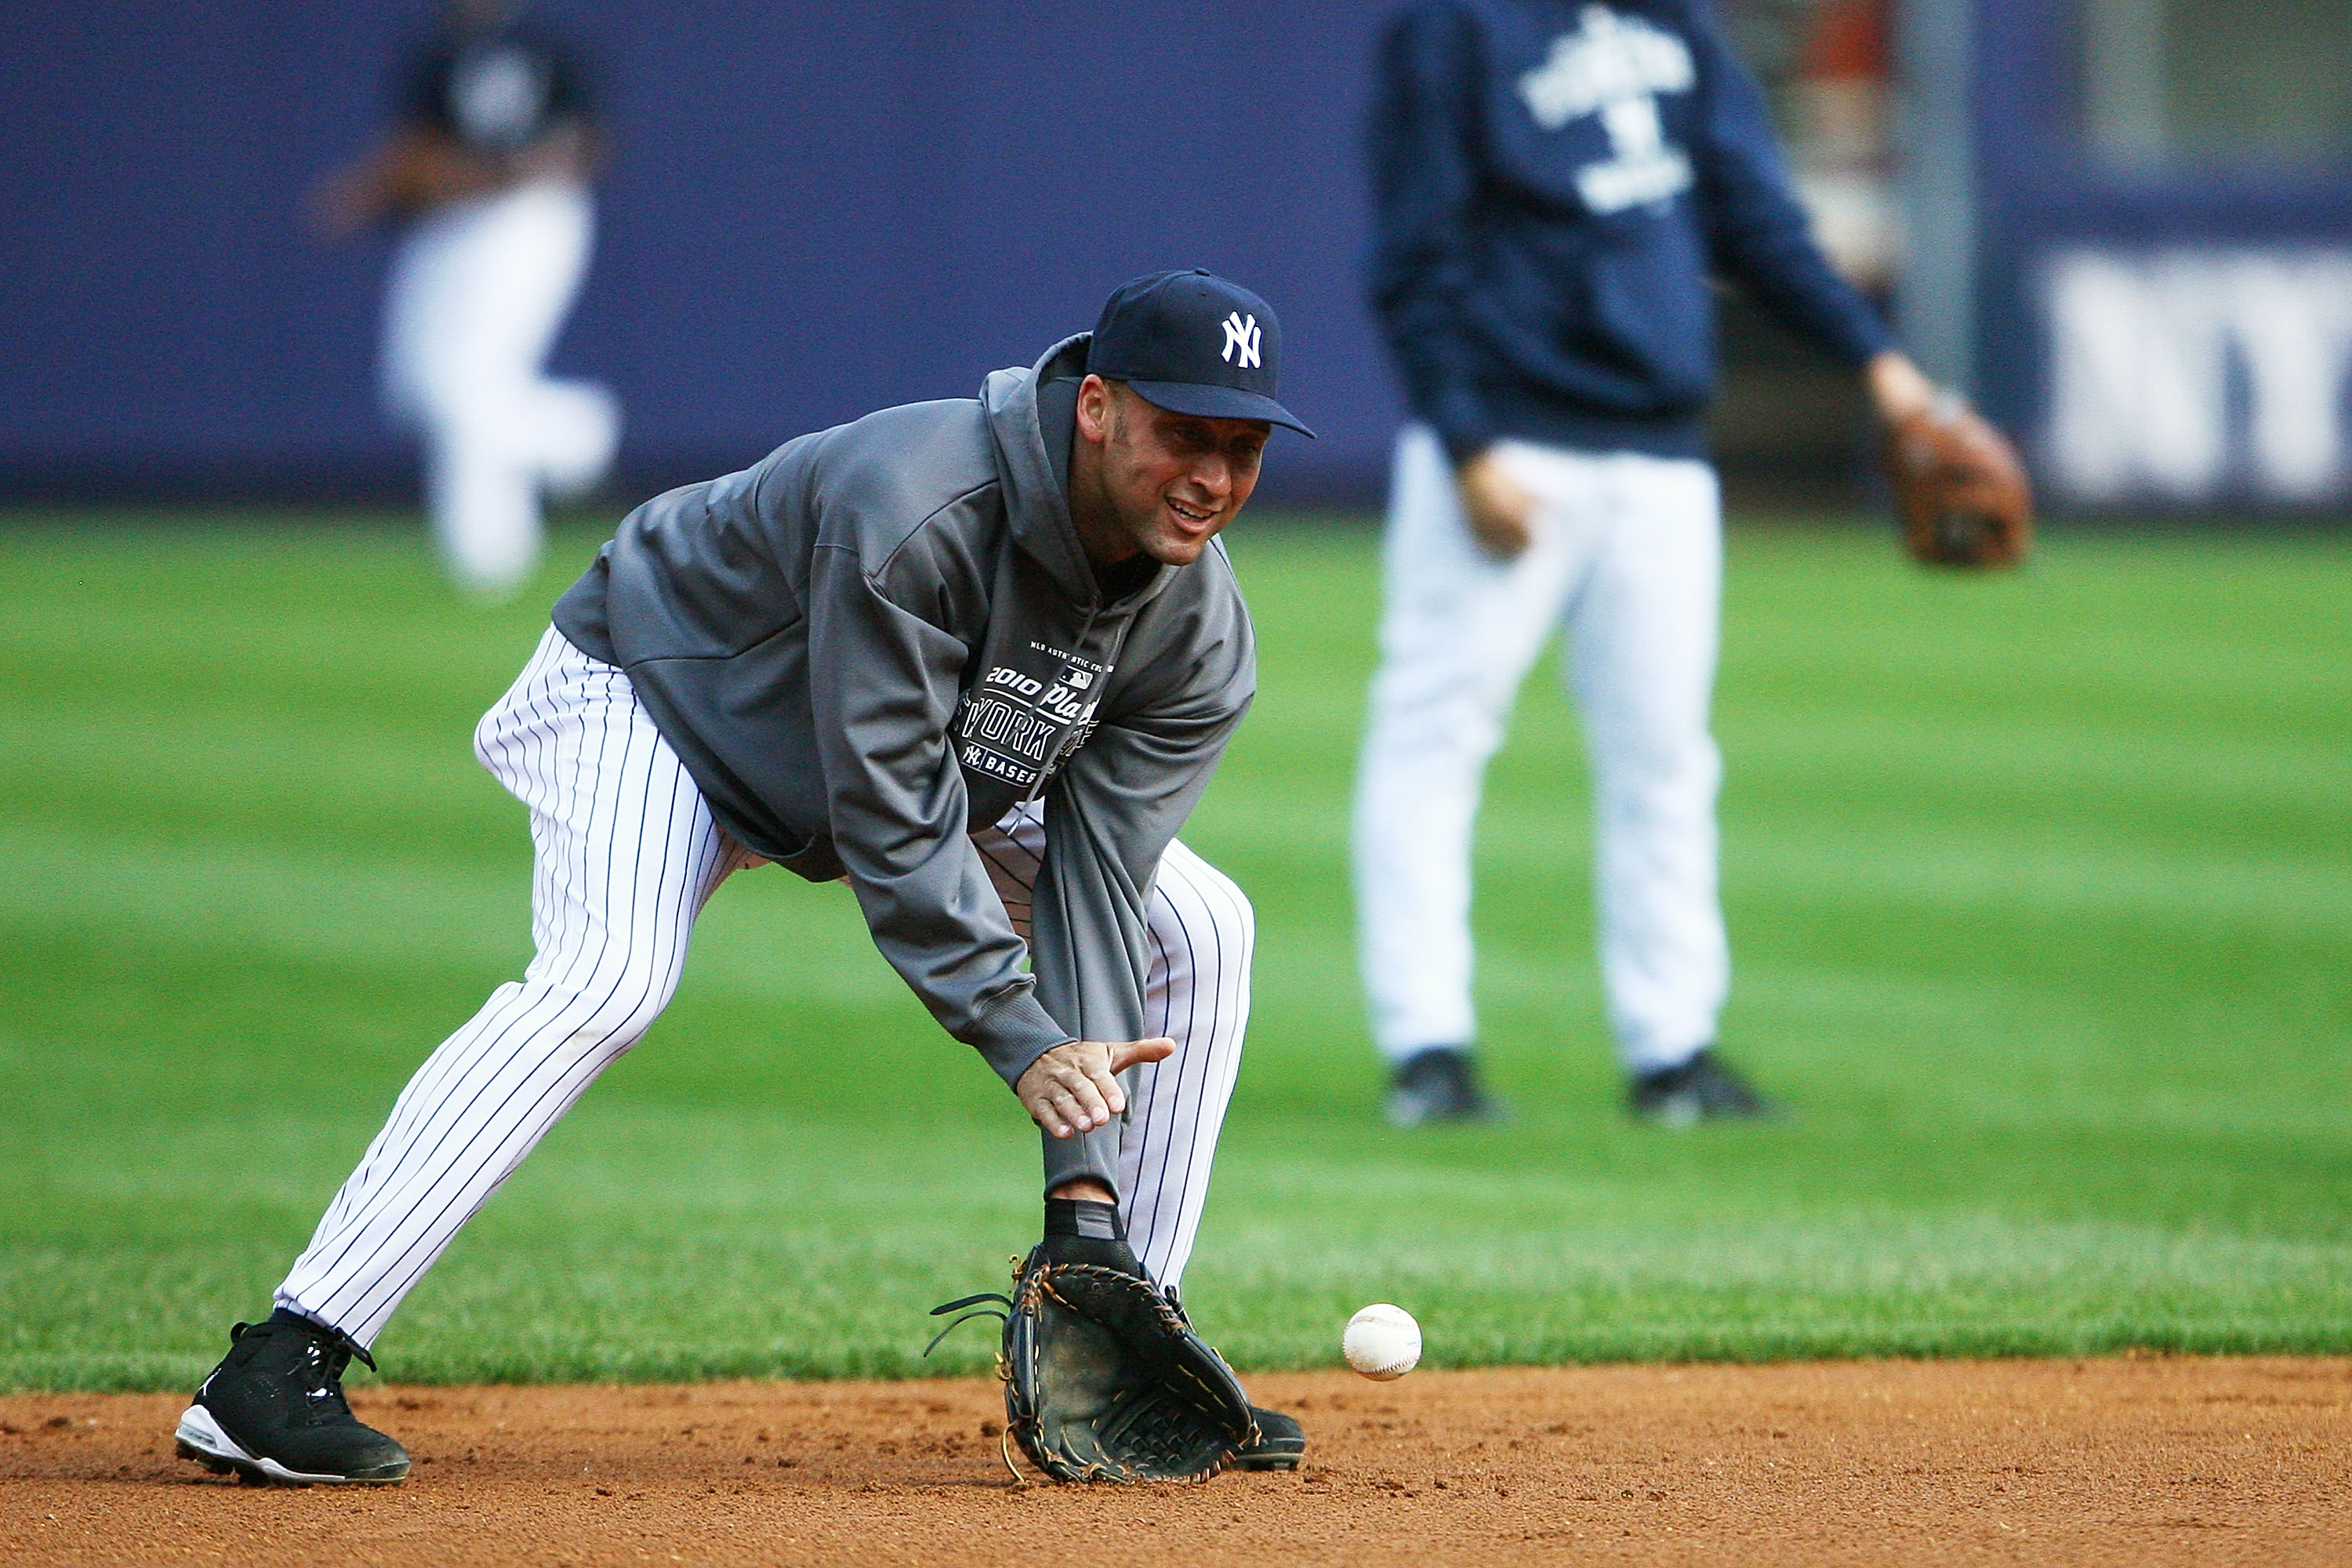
[957,657,1105,791]
[1517,5,1695,216]
[1221,312,1262,370]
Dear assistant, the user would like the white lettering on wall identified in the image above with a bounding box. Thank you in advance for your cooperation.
[2043,249,2352,503]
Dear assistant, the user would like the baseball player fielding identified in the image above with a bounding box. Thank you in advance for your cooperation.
[174,270,1313,1487]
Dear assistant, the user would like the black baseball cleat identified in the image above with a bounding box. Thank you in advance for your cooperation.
[1385,1046,1506,1127]
[1627,1047,1777,1127]
[1232,1405,1306,1471]
[176,1310,410,1486]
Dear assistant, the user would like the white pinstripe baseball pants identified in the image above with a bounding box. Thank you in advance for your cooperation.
[277,628,1254,1347]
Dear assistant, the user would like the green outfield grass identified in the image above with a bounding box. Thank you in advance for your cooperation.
[1,511,2347,1392]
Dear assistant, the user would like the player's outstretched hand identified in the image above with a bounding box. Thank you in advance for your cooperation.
[1455,451,1538,561]
[1018,1037,1175,1138]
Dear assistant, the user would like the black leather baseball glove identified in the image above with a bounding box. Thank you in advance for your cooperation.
[931,1252,1259,1483]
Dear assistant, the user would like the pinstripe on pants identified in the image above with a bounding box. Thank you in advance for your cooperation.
[277,627,1254,1346]
[970,806,1253,1290]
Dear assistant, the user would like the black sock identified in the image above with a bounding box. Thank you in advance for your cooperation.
[1040,1197,1143,1276]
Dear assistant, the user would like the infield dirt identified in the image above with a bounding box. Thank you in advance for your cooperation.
[3,1357,2343,1566]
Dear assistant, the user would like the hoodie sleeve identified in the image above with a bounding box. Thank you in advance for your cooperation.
[804,525,1076,1091]
[1025,560,1257,1194]
[1686,3,1893,367]
[1365,1,1499,464]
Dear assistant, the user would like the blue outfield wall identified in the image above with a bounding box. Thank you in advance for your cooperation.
[0,2,1405,506]
[14,2,2346,515]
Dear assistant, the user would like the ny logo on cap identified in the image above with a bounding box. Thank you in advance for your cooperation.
[1220,311,1262,370]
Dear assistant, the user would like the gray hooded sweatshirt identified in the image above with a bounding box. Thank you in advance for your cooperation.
[551,334,1255,1185]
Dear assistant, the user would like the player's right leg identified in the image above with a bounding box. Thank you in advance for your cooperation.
[1559,454,1764,1122]
[1352,426,1580,1123]
[178,628,753,1485]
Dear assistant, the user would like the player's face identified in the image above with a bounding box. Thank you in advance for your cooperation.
[1076,378,1269,568]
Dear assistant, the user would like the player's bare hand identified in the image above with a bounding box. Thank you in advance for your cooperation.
[1865,350,1939,426]
[1018,1037,1174,1139]
[1455,451,1537,560]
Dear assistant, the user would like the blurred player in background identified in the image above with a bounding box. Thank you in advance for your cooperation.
[1356,0,1947,1126]
[314,0,618,598]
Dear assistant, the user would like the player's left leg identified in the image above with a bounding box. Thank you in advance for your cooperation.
[481,182,619,504]
[969,805,1289,1468]
[394,183,615,597]
[1559,455,1763,1119]
[969,807,1253,1295]
[382,199,532,596]
[1354,428,1587,1123]
[1116,837,1254,1294]
[969,804,1287,1465]
[1123,840,1290,1462]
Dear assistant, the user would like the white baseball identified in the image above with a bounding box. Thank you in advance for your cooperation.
[1342,1303,1421,1381]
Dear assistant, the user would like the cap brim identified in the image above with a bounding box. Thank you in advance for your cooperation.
[1125,379,1316,437]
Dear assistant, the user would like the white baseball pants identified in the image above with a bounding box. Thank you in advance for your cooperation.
[277,629,1253,1347]
[1353,426,1728,1076]
[381,180,619,598]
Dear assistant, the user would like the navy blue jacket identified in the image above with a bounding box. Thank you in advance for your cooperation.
[1366,0,1893,462]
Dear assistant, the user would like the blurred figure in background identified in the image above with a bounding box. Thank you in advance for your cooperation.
[1355,0,1944,1127]
[314,0,618,598]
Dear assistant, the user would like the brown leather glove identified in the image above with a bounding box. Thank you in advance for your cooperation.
[1886,399,2035,568]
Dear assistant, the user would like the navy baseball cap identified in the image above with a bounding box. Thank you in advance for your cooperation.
[1086,270,1315,437]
